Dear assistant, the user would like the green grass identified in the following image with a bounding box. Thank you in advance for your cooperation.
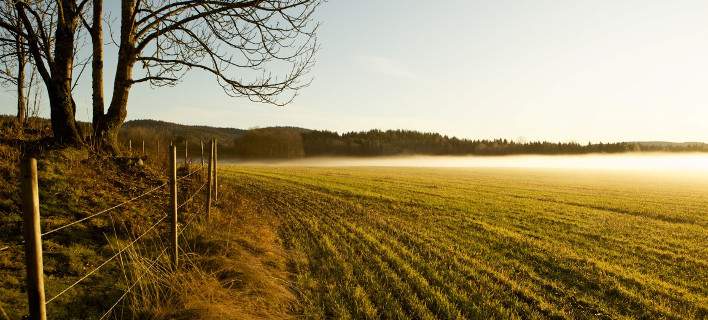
[0,124,298,319]
[0,144,296,319]
[221,165,708,320]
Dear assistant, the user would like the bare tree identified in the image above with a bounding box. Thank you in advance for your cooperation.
[92,0,321,153]
[1,0,321,150]
[0,0,89,145]
[0,1,28,126]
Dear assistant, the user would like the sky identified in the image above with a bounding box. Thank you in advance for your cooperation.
[1,0,708,143]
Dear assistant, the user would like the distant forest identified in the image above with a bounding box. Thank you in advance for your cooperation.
[116,120,708,159]
[301,130,708,157]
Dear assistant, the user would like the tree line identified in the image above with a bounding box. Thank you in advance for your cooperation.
[300,129,708,157]
[0,0,320,153]
[119,124,699,159]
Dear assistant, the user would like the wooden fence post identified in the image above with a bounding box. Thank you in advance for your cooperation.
[169,145,178,268]
[214,139,218,202]
[200,140,204,167]
[156,140,160,163]
[21,158,47,320]
[129,139,132,154]
[142,140,145,156]
[206,140,214,218]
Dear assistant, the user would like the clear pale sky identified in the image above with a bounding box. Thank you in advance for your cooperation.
[1,0,707,143]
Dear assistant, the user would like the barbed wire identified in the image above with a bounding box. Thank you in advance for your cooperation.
[2,169,202,255]
[98,247,168,320]
[178,180,208,210]
[41,182,169,238]
[45,215,167,304]
[97,180,207,319]
[45,175,208,304]
[7,150,212,318]
[41,167,200,238]
[177,167,203,182]
[178,182,208,237]
[0,243,22,252]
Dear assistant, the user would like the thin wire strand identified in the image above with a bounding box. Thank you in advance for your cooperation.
[45,215,167,304]
[13,153,209,310]
[98,247,168,320]
[176,167,202,182]
[0,243,23,252]
[178,181,208,235]
[41,182,168,237]
[178,181,208,210]
[43,166,197,238]
[4,143,213,316]
[99,178,206,318]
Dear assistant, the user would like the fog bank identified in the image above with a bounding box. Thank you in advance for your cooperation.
[224,153,708,173]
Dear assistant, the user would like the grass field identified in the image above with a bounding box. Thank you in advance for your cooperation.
[222,165,708,320]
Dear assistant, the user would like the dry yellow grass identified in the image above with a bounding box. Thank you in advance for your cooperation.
[0,129,296,319]
[139,192,296,320]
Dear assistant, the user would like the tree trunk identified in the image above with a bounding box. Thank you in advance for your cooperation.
[97,0,136,154]
[14,0,83,146]
[49,1,82,145]
[100,51,134,153]
[16,34,26,126]
[91,0,105,139]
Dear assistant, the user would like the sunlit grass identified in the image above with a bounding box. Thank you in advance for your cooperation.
[222,165,708,319]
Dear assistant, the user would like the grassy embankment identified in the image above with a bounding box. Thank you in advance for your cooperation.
[221,165,708,320]
[0,123,293,320]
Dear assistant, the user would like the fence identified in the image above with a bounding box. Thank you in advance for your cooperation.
[6,138,220,320]
[123,138,206,168]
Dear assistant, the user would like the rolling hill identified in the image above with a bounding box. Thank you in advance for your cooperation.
[118,119,708,159]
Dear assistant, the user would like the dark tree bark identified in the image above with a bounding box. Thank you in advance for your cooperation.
[16,56,26,125]
[97,0,136,153]
[45,1,82,145]
[89,0,105,138]
[14,0,83,145]
[15,21,26,126]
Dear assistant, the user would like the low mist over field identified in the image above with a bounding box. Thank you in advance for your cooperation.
[227,153,708,173]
